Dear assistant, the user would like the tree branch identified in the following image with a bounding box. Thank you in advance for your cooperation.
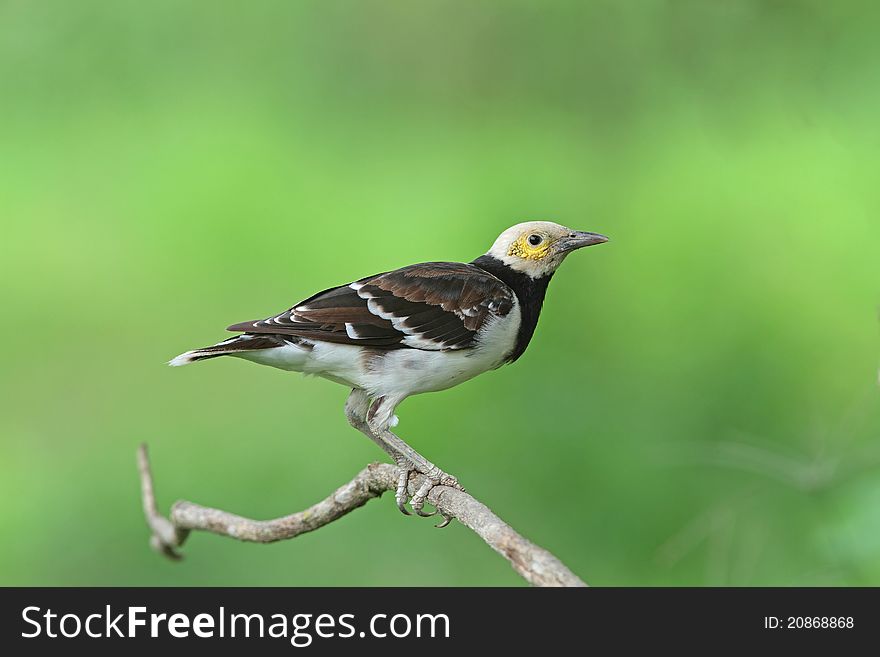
[137,443,587,587]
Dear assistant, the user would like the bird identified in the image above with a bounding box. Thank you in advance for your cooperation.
[170,221,608,525]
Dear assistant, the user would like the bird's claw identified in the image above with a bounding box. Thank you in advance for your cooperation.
[395,467,412,515]
[393,462,464,526]
[435,513,453,529]
[411,477,438,517]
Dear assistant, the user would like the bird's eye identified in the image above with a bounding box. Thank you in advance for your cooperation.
[527,234,543,246]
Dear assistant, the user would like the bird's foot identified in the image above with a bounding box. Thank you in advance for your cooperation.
[394,462,464,528]
[393,461,414,516]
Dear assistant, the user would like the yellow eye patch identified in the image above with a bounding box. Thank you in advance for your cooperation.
[508,234,552,260]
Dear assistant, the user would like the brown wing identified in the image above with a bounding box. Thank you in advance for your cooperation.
[227,262,515,351]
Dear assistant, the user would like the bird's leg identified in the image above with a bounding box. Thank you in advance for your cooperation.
[345,390,414,515]
[345,390,462,523]
[374,427,461,524]
[366,396,463,523]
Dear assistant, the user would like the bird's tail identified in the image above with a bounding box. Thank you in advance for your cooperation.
[169,334,285,366]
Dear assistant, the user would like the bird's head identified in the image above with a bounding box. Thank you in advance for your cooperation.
[486,221,608,278]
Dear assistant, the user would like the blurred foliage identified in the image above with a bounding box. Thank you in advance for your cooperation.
[1,0,879,586]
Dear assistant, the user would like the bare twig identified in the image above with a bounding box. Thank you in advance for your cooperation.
[137,443,586,587]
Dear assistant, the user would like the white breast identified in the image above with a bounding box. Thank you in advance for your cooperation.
[355,296,521,399]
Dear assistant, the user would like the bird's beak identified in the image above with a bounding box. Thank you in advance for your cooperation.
[559,231,609,253]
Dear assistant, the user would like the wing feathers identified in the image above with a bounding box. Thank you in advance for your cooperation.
[227,262,514,351]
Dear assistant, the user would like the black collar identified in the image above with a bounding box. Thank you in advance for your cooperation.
[471,255,553,363]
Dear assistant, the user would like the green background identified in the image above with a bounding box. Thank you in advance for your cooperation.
[1,0,879,586]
